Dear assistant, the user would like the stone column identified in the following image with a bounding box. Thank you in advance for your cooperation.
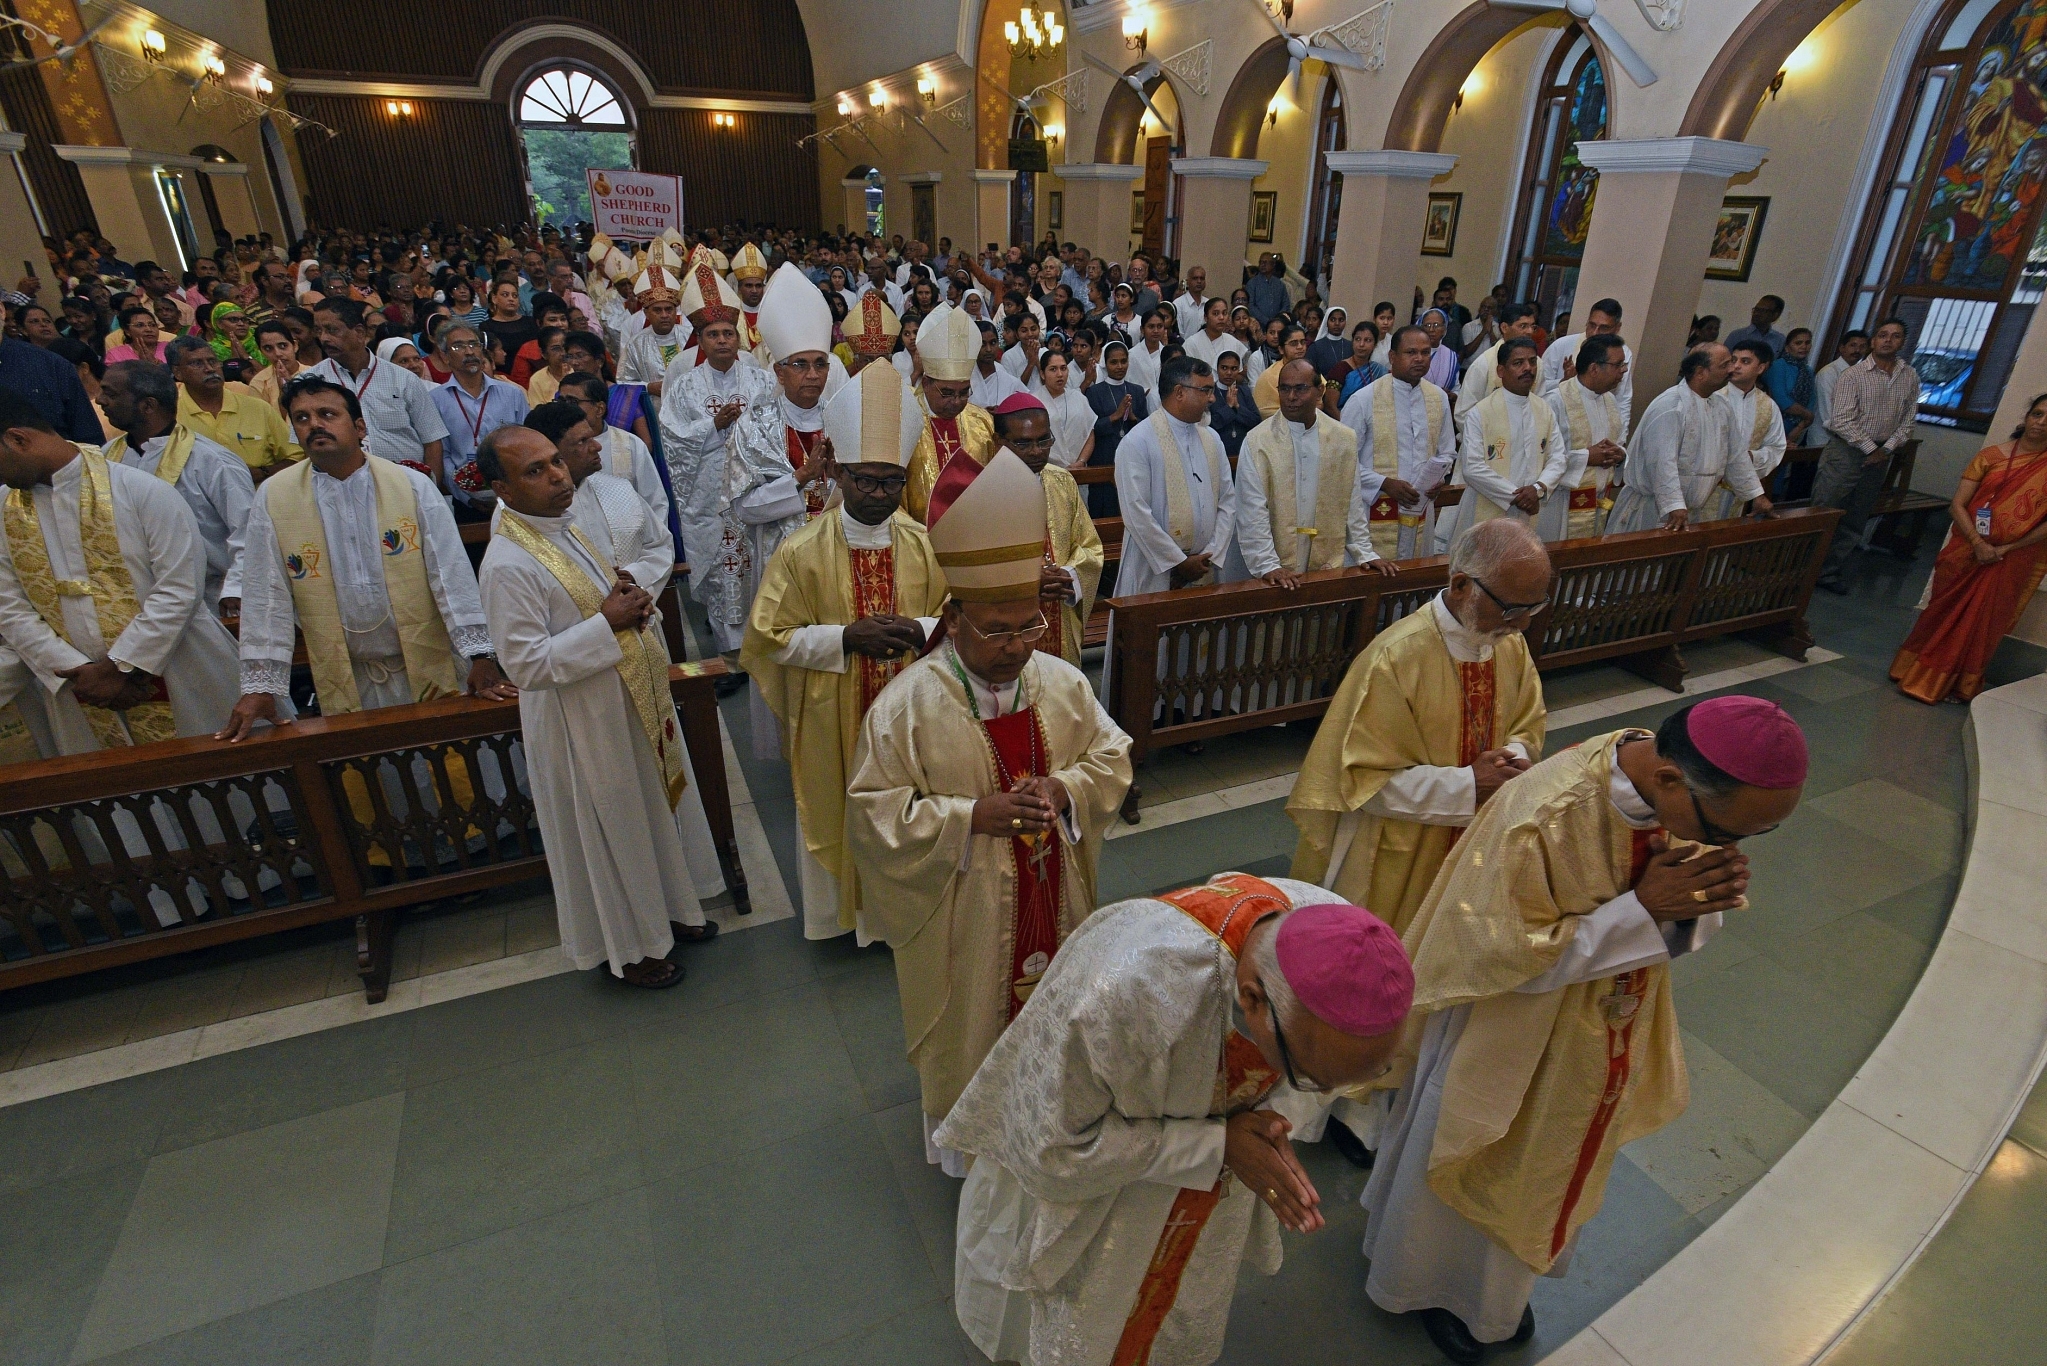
[1051,162,1143,262]
[1573,138,1769,408]
[1169,157,1266,285]
[840,177,870,235]
[971,169,1015,249]
[1323,150,1458,321]
[0,135,47,283]
[54,146,194,267]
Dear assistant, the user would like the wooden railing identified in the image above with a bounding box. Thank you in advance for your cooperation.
[1101,509,1842,819]
[0,661,746,1002]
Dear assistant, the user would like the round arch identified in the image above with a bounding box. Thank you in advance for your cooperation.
[1680,0,1847,140]
[1093,65,1180,164]
[512,63,636,130]
[1381,0,1628,152]
[1209,37,1296,158]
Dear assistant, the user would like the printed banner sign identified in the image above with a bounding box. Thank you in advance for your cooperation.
[586,170,684,239]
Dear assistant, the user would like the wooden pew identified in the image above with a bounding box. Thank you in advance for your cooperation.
[1100,508,1843,820]
[0,661,747,1002]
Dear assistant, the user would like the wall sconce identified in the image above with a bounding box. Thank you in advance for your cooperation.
[1123,12,1148,55]
[1266,95,1283,128]
[1771,36,1817,100]
[254,74,274,97]
[917,75,936,106]
[713,111,736,129]
[202,54,225,86]
[868,90,886,111]
[1453,72,1480,112]
[385,99,414,118]
[1044,123,1062,147]
[140,28,166,61]
[837,96,856,116]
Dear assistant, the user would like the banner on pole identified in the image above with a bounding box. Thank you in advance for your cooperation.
[585,170,684,239]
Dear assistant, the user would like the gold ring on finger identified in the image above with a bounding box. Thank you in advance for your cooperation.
[1267,1188,1278,1202]
[1011,817,1023,831]
[1692,888,1709,903]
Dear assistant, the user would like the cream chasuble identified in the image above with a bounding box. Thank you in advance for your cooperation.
[1549,378,1623,539]
[1235,411,1367,577]
[1346,375,1452,560]
[1039,465,1103,668]
[739,508,948,934]
[846,650,1132,1124]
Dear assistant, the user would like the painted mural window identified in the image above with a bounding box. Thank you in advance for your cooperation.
[1836,0,2047,427]
[1503,28,1608,329]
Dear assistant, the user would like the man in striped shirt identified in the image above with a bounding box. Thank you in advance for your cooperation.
[1812,317,1917,593]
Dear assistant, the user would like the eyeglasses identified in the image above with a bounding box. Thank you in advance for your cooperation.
[1174,382,1217,399]
[1468,575,1548,620]
[1688,789,1779,847]
[958,609,1049,645]
[844,470,908,495]
[1263,989,1330,1094]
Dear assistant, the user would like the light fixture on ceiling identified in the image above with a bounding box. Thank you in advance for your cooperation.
[1122,11,1148,55]
[837,96,856,117]
[1006,6,1064,59]
[868,90,886,113]
[140,28,166,62]
[202,54,225,86]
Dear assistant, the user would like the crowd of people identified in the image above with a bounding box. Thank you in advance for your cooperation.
[0,215,2038,1365]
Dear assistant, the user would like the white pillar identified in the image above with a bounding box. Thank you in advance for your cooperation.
[971,168,1016,250]
[1322,151,1458,322]
[1051,162,1144,262]
[1170,157,1267,289]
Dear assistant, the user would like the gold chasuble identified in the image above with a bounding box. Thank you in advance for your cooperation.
[1400,732,1689,1272]
[1287,602,1544,937]
[1038,464,1103,667]
[496,512,687,807]
[740,509,948,930]
[263,457,465,712]
[903,402,995,524]
[2,448,176,747]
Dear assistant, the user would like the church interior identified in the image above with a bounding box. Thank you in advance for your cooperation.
[0,1,2045,1363]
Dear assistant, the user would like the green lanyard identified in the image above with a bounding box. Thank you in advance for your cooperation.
[946,643,1022,720]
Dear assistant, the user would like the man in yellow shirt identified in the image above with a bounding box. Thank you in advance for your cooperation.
[169,335,301,481]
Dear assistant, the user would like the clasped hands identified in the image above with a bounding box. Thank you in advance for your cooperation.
[1226,1110,1322,1233]
[57,658,157,710]
[843,613,926,659]
[970,776,1070,838]
[1472,746,1532,804]
[1635,832,1750,920]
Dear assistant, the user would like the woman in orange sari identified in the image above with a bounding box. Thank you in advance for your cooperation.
[1892,393,2047,703]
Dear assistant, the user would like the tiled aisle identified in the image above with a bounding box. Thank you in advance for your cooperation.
[0,538,2040,1365]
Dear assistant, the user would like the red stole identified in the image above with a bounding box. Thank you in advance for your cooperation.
[1456,659,1497,767]
[925,418,977,525]
[785,426,828,518]
[982,707,1063,1021]
[1110,876,1289,1365]
[848,544,901,714]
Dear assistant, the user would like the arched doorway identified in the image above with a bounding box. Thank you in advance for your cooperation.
[1502,26,1607,325]
[1302,79,1348,292]
[1011,112,1041,247]
[1094,68,1180,255]
[513,65,636,228]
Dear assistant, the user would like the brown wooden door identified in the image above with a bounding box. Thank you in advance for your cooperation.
[1142,136,1169,256]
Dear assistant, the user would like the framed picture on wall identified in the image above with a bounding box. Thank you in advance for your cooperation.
[1707,196,1770,282]
[1421,192,1462,257]
[1131,191,1146,233]
[1249,190,1278,243]
[1049,190,1063,231]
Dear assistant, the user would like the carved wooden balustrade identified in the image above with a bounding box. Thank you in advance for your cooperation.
[1101,509,1841,819]
[0,662,745,1002]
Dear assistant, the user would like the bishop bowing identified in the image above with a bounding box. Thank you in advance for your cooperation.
[1238,359,1396,590]
[1362,697,1805,1361]
[476,426,714,988]
[1605,345,1774,534]
[902,303,996,523]
[1545,334,1631,539]
[740,361,948,939]
[938,878,1411,1366]
[983,392,1103,668]
[846,449,1132,1173]
[1441,338,1567,547]
[1342,325,1458,559]
[102,359,251,615]
[0,392,242,754]
[658,262,779,670]
[1115,354,1244,593]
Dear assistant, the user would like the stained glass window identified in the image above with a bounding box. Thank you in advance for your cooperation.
[517,68,628,127]
[1834,0,2047,427]
[1505,29,1608,327]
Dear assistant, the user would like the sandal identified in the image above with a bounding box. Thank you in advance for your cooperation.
[620,957,685,989]
[671,918,720,943]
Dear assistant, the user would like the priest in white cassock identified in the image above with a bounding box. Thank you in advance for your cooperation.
[1538,296,1635,432]
[1453,302,1541,420]
[846,448,1132,1175]
[476,425,713,989]
[0,391,242,754]
[555,371,673,537]
[1705,338,1788,521]
[1440,338,1568,547]
[658,261,779,670]
[1283,521,1548,1166]
[1343,325,1458,560]
[724,263,841,752]
[1544,334,1630,539]
[102,358,251,615]
[938,875,1412,1366]
[1605,345,1773,535]
[218,374,515,744]
[1115,354,1245,593]
[1361,697,1806,1362]
[1237,359,1396,590]
[739,361,948,940]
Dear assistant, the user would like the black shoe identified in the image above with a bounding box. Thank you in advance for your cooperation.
[714,672,747,698]
[1816,578,1850,595]
[1512,1305,1535,1344]
[1418,1308,1485,1365]
[1325,1117,1374,1170]
[671,918,720,943]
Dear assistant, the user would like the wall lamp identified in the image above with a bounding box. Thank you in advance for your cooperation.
[917,75,936,106]
[202,54,225,86]
[254,74,274,96]
[140,28,166,61]
[869,90,887,111]
[1122,13,1148,55]
[385,99,414,118]
[713,111,736,129]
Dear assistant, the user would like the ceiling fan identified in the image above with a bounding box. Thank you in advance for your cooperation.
[1,14,115,71]
[1079,51,1175,135]
[1241,0,1377,104]
[1489,0,1659,87]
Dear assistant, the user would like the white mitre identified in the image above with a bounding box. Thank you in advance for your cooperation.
[926,448,1046,601]
[917,301,978,382]
[823,358,921,469]
[755,261,832,362]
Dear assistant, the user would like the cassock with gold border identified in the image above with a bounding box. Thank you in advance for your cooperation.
[902,303,995,523]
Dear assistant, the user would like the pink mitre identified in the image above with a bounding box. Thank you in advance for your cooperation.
[1686,695,1808,789]
[1274,902,1414,1037]
[989,392,1046,417]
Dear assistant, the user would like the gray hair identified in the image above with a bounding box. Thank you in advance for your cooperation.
[1448,518,1548,583]
[163,334,214,368]
[107,359,178,411]
[1245,908,1306,1032]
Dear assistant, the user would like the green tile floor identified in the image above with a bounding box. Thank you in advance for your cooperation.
[0,534,2041,1365]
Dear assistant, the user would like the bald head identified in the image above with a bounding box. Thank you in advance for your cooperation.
[1445,520,1552,640]
[481,425,574,519]
[1276,358,1322,424]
